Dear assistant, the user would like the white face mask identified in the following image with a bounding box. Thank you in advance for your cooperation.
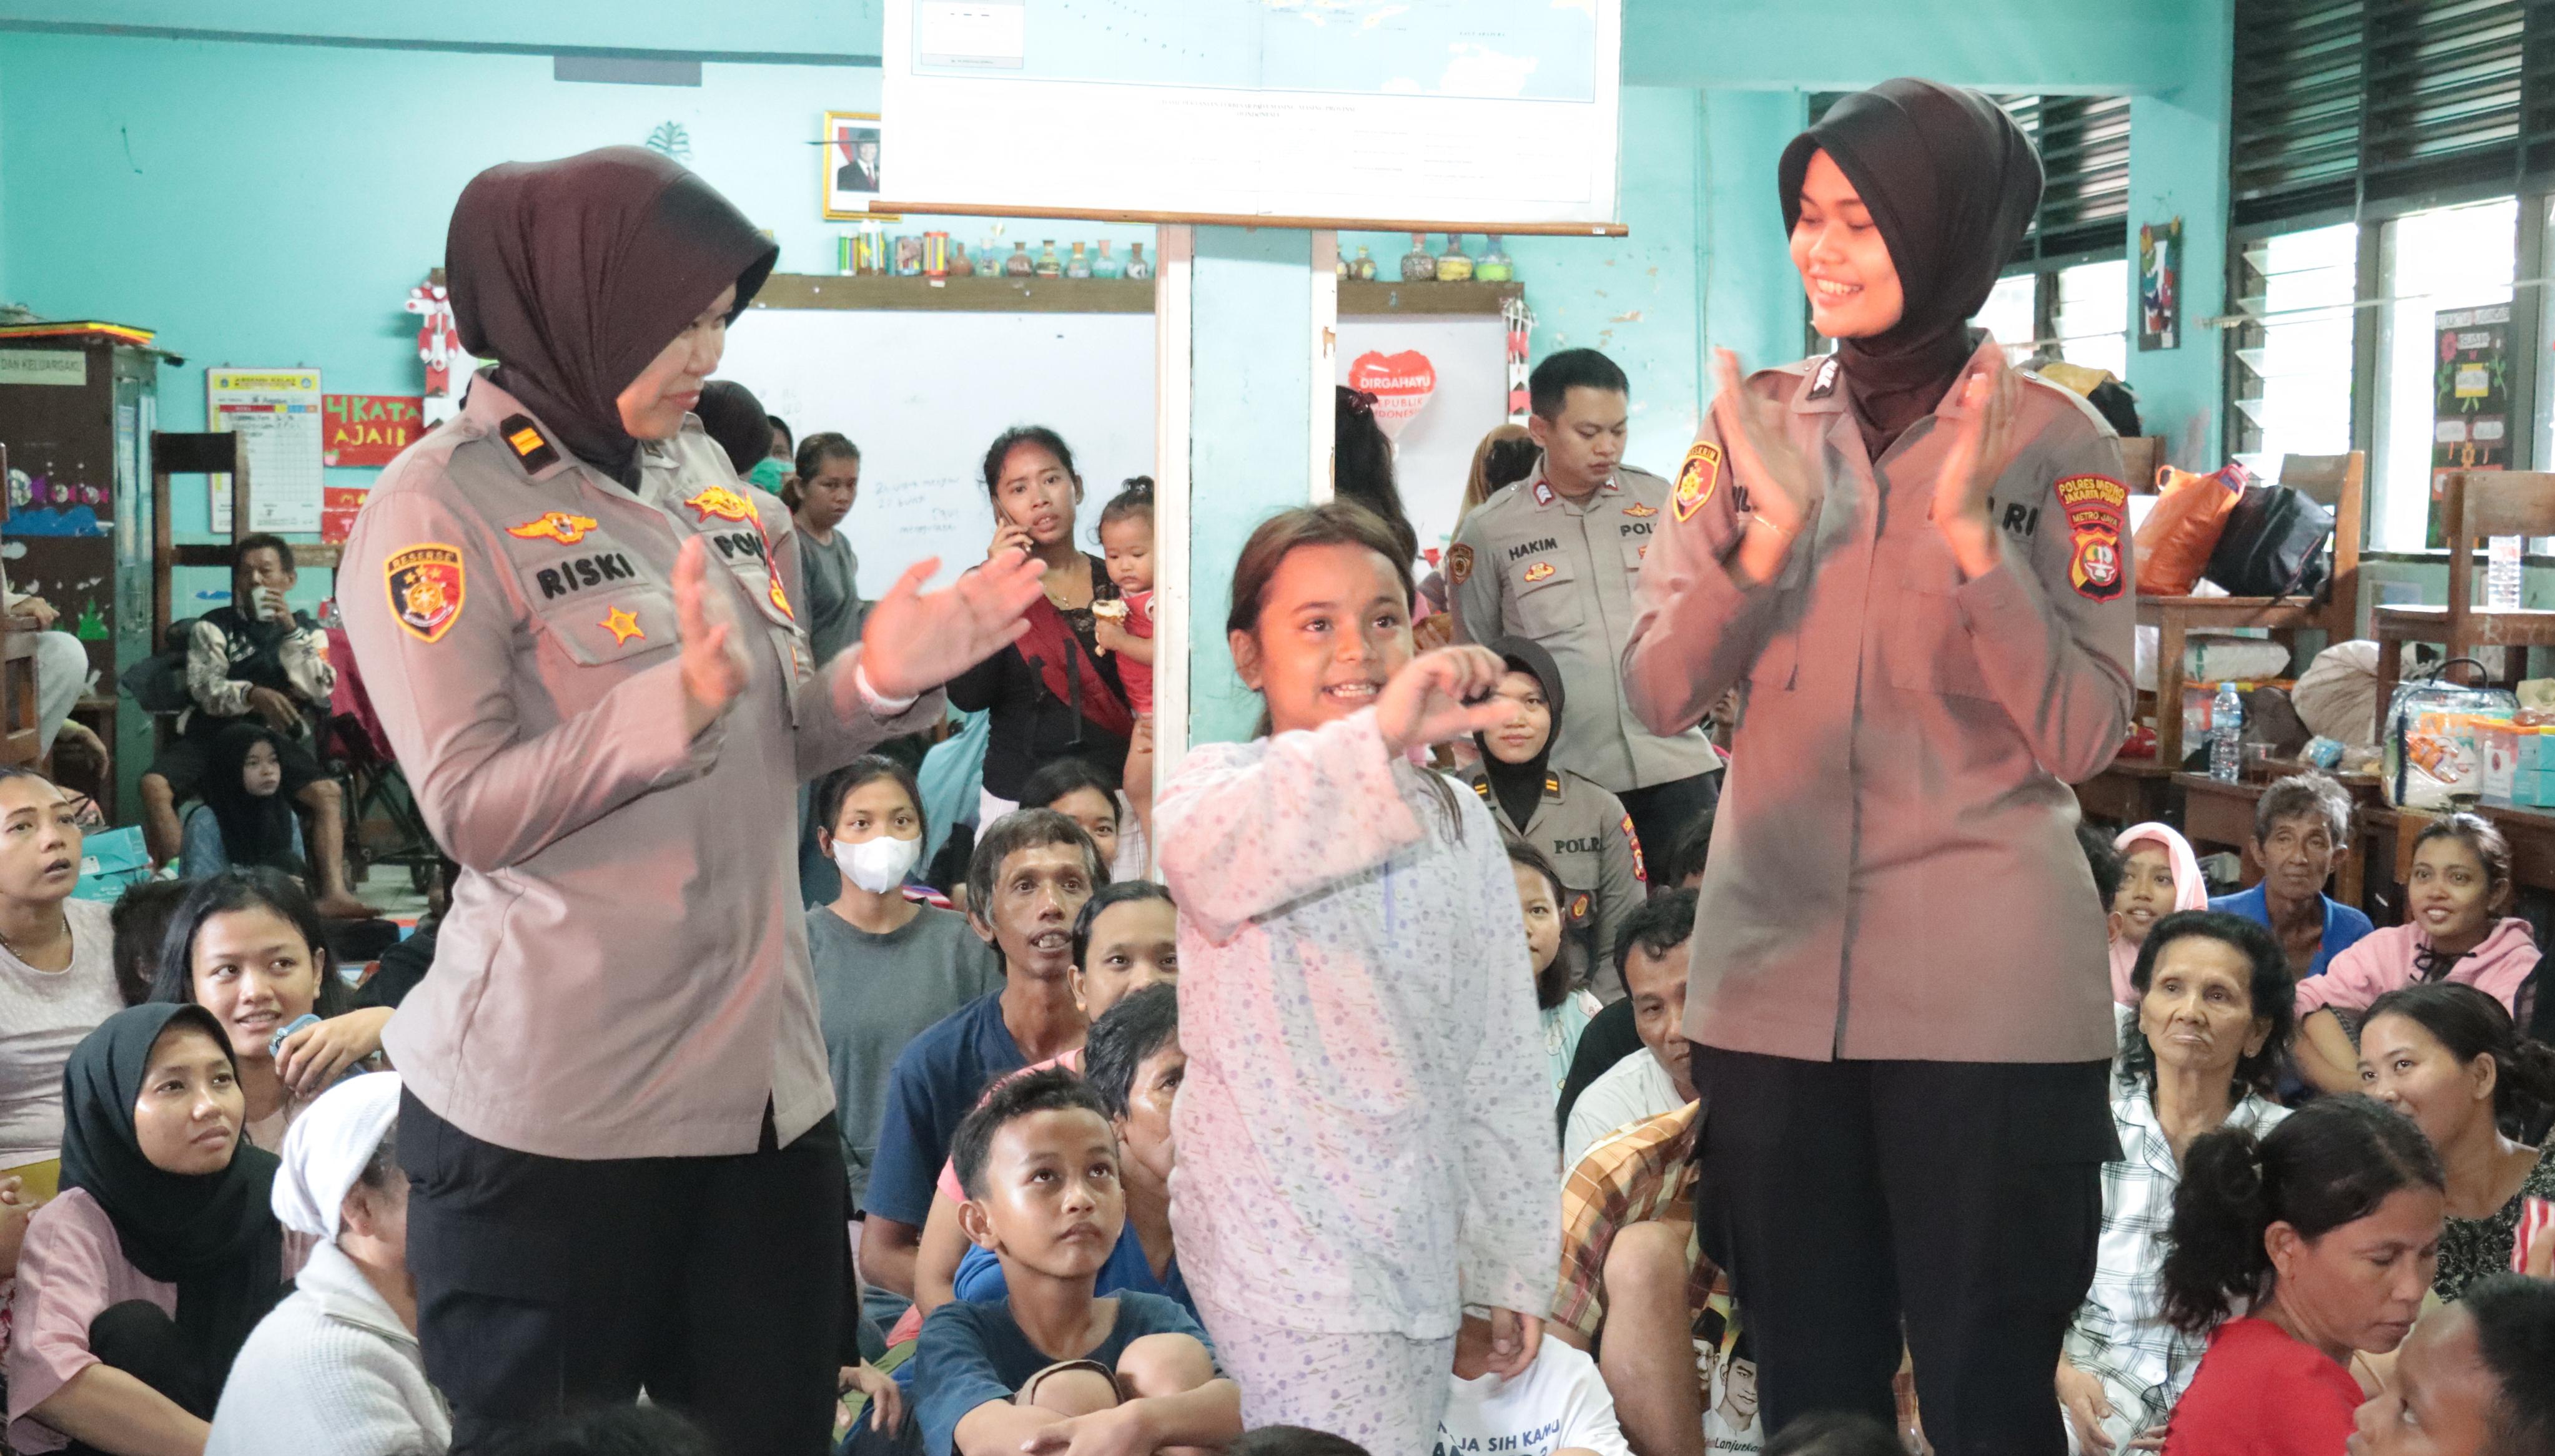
[835,832,922,895]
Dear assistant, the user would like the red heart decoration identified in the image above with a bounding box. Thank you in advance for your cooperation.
[1348,350,1438,440]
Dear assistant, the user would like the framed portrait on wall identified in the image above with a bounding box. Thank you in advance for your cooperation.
[823,111,884,219]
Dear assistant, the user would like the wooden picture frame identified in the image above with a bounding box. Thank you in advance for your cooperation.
[822,111,887,220]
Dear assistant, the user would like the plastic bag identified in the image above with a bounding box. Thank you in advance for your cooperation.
[71,827,154,903]
[2383,661,2519,809]
[2293,640,2381,749]
[2133,463,2243,597]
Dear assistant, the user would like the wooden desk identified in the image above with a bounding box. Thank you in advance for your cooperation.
[2075,760,2175,826]
[2376,800,2555,895]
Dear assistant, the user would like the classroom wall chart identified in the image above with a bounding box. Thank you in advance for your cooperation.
[206,368,324,534]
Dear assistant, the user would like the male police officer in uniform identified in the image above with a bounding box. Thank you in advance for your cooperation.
[1450,348,1723,857]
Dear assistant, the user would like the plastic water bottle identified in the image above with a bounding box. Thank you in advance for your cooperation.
[2210,682,2245,782]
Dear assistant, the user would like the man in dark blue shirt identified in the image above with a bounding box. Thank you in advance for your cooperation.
[860,809,1102,1299]
[2207,771,2373,978]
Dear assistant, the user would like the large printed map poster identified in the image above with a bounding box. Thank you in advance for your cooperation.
[882,0,1622,228]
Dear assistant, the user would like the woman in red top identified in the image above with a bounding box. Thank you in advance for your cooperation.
[2158,1096,2446,1456]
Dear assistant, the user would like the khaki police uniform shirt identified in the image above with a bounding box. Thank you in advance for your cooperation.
[1459,764,1648,1000]
[1448,467,1725,794]
[1623,340,2133,1065]
[340,376,942,1159]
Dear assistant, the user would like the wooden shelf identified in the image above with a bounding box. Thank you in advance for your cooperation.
[750,272,1523,317]
[754,273,1152,313]
[2135,596,2331,631]
[1340,279,1521,316]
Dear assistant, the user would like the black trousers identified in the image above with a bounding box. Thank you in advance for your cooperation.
[61,1301,216,1455]
[1616,770,1721,872]
[1688,1049,2117,1456]
[401,1090,847,1456]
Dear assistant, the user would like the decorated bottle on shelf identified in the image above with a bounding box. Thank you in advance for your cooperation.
[1005,240,1035,277]
[1435,234,1474,282]
[1124,242,1153,280]
[1036,240,1064,277]
[1337,252,1350,280]
[1091,240,1122,279]
[948,240,976,277]
[1066,241,1093,278]
[1352,245,1377,281]
[1476,235,1514,282]
[982,239,1007,276]
[1401,233,1436,282]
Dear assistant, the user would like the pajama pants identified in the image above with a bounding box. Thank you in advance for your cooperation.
[1194,1299,1455,1456]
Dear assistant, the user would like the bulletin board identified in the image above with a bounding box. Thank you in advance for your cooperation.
[715,306,1157,593]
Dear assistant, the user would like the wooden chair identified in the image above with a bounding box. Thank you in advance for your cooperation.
[2372,469,2555,737]
[2139,451,2366,768]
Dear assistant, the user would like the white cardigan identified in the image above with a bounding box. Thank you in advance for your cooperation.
[205,1239,450,1456]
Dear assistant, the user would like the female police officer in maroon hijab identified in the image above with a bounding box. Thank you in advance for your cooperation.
[1624,82,2134,1456]
[341,147,1044,1455]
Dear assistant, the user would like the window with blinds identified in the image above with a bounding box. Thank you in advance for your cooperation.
[1804,92,2132,262]
[2235,0,2543,229]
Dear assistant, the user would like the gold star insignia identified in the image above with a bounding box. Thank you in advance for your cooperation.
[600,606,645,646]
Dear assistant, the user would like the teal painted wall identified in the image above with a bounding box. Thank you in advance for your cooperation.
[2123,0,2235,471]
[1186,228,1318,746]
[1622,0,2219,95]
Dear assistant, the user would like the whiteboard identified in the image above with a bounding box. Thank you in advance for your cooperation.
[879,0,1622,229]
[718,307,1157,594]
[1336,314,1510,568]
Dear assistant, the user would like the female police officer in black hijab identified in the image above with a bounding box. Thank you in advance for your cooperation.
[1623,82,2135,1456]
[340,147,1044,1455]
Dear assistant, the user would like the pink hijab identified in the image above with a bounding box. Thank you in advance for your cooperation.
[2108,822,2210,1005]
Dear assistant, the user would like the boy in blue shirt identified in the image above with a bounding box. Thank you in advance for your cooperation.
[915,1068,1238,1456]
[2207,771,2372,978]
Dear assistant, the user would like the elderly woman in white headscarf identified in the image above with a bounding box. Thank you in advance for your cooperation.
[204,1072,450,1455]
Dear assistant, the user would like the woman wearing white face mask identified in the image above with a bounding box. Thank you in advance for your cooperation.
[806,757,1005,1238]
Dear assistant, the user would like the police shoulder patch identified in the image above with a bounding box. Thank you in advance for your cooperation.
[2055,473,2130,603]
[385,544,466,644]
[1673,441,1722,523]
[1446,543,1474,586]
[497,415,560,473]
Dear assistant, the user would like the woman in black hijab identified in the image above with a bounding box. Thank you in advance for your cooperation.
[1619,81,2135,1456]
[10,1004,284,1451]
[339,147,1042,1456]
[1458,636,1647,997]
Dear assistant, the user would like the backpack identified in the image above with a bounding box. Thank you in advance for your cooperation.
[116,617,199,715]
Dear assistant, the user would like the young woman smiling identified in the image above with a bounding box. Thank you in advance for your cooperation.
[2296,815,2540,1095]
[1619,78,2135,1450]
[2356,983,2555,1297]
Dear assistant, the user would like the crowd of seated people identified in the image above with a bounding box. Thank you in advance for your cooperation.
[2,367,2553,1456]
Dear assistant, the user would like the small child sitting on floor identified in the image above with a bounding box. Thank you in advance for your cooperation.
[914,1068,1240,1456]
